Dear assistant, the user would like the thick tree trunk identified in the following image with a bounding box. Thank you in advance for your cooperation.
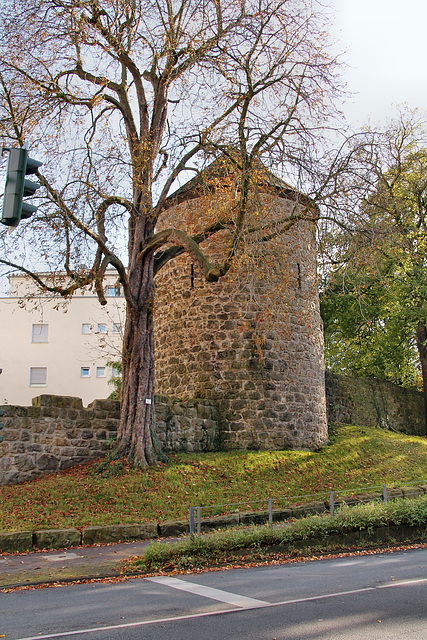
[117,256,157,467]
[416,320,427,436]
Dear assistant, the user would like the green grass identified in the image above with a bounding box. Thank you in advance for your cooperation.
[1,424,427,532]
[125,495,427,574]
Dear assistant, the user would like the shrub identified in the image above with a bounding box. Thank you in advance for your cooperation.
[130,495,427,573]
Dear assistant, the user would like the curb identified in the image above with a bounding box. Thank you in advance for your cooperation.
[0,572,143,591]
[0,511,291,554]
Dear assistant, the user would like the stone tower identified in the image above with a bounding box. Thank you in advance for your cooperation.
[154,160,328,451]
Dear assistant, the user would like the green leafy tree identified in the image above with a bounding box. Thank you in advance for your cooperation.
[321,112,427,431]
[321,257,423,389]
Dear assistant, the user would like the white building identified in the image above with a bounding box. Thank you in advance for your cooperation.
[0,272,125,406]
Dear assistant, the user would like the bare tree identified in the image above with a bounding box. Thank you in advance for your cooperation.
[0,0,344,466]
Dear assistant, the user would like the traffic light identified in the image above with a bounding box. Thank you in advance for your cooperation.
[1,147,42,228]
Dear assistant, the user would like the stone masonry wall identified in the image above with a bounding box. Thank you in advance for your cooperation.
[0,395,118,486]
[325,372,426,436]
[0,394,220,486]
[154,187,328,452]
[153,395,221,454]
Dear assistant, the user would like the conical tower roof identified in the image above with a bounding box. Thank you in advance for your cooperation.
[165,155,310,207]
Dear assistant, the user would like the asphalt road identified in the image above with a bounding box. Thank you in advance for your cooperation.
[1,548,426,640]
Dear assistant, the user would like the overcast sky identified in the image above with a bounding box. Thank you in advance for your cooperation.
[329,0,427,128]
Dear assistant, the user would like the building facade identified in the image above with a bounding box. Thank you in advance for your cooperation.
[0,273,125,407]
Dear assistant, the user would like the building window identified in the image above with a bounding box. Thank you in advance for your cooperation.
[97,323,107,334]
[96,366,106,378]
[112,323,121,334]
[80,367,90,377]
[105,286,121,297]
[30,367,47,386]
[81,323,91,334]
[32,324,49,343]
[111,367,121,378]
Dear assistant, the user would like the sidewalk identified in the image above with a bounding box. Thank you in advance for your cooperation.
[2,526,427,590]
[0,538,174,589]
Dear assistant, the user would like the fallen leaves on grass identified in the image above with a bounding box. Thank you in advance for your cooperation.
[1,425,426,532]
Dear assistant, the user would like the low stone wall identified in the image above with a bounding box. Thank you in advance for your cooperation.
[155,395,221,454]
[325,372,426,436]
[0,394,220,486]
[0,395,119,486]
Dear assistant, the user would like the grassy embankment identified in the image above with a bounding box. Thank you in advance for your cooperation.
[1,424,426,533]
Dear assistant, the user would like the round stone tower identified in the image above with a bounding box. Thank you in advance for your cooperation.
[154,160,328,451]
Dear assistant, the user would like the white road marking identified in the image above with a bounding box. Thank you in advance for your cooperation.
[11,577,427,640]
[8,607,236,640]
[377,578,427,589]
[146,575,268,607]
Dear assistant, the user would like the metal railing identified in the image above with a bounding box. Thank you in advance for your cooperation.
[189,479,427,537]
